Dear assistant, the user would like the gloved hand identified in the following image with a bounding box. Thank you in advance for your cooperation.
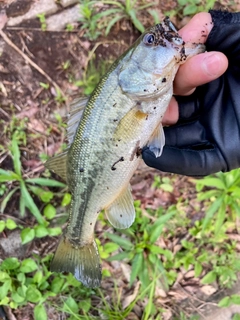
[142,10,240,176]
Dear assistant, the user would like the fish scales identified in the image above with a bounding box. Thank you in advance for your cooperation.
[45,17,205,287]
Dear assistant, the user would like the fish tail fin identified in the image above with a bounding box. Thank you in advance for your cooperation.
[51,236,102,288]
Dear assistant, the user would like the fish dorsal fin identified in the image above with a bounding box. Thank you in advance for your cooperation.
[67,97,89,145]
[147,124,165,158]
[105,184,135,229]
[45,150,68,181]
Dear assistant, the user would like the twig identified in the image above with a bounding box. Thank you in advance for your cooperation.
[0,29,67,101]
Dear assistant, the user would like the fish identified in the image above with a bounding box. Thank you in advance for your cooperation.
[45,17,205,288]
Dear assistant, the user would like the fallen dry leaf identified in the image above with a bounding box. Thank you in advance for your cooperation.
[122,281,141,309]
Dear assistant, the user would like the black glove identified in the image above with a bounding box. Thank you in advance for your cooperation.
[142,10,240,177]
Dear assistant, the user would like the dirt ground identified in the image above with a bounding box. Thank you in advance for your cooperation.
[1,1,240,319]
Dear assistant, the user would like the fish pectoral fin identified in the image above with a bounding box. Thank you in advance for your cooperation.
[51,236,102,288]
[45,150,68,181]
[147,123,165,158]
[67,97,89,145]
[105,185,135,229]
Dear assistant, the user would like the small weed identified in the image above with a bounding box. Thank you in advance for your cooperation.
[75,58,112,95]
[195,169,240,235]
[106,201,176,290]
[0,254,93,320]
[79,0,159,40]
[0,135,65,225]
[37,13,47,31]
[166,0,216,18]
[39,82,49,90]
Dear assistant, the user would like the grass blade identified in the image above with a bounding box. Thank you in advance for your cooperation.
[20,181,44,224]
[26,178,66,187]
[0,187,19,213]
[202,196,223,232]
[11,138,21,177]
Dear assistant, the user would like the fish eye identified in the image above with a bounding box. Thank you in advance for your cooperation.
[143,33,155,45]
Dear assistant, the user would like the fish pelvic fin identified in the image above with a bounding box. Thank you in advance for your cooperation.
[105,184,135,229]
[45,150,68,181]
[51,236,102,288]
[147,123,165,158]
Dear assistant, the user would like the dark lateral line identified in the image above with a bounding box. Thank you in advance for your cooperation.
[111,157,124,171]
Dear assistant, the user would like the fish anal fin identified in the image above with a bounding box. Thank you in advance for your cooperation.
[147,124,165,158]
[51,236,101,288]
[105,185,135,229]
[45,150,68,181]
[67,97,89,145]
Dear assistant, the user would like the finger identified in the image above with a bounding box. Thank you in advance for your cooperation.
[162,97,178,125]
[179,12,213,43]
[142,146,225,177]
[163,121,205,147]
[174,51,228,96]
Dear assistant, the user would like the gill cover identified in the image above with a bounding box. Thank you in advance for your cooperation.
[118,17,185,98]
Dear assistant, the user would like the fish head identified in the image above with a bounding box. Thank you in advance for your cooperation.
[119,17,205,100]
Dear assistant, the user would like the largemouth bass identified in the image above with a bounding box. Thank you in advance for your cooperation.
[46,17,205,287]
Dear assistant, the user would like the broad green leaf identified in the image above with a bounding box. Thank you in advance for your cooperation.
[1,257,20,270]
[103,242,119,253]
[218,296,230,307]
[107,251,130,261]
[105,233,133,251]
[21,227,35,244]
[26,285,42,303]
[20,259,38,273]
[196,177,226,190]
[63,296,79,314]
[47,227,62,236]
[11,138,21,176]
[178,0,188,5]
[35,225,49,238]
[12,292,25,303]
[50,277,64,294]
[20,181,44,224]
[33,271,43,284]
[79,298,91,313]
[0,280,11,300]
[183,4,198,15]
[0,271,10,282]
[160,183,173,192]
[43,204,56,220]
[231,294,240,305]
[130,252,143,285]
[34,304,48,320]
[0,296,9,305]
[198,189,220,201]
[201,270,217,284]
[6,218,17,230]
[17,273,26,283]
[61,193,71,206]
[0,221,5,232]
[26,178,65,187]
[28,185,53,203]
[194,262,202,278]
